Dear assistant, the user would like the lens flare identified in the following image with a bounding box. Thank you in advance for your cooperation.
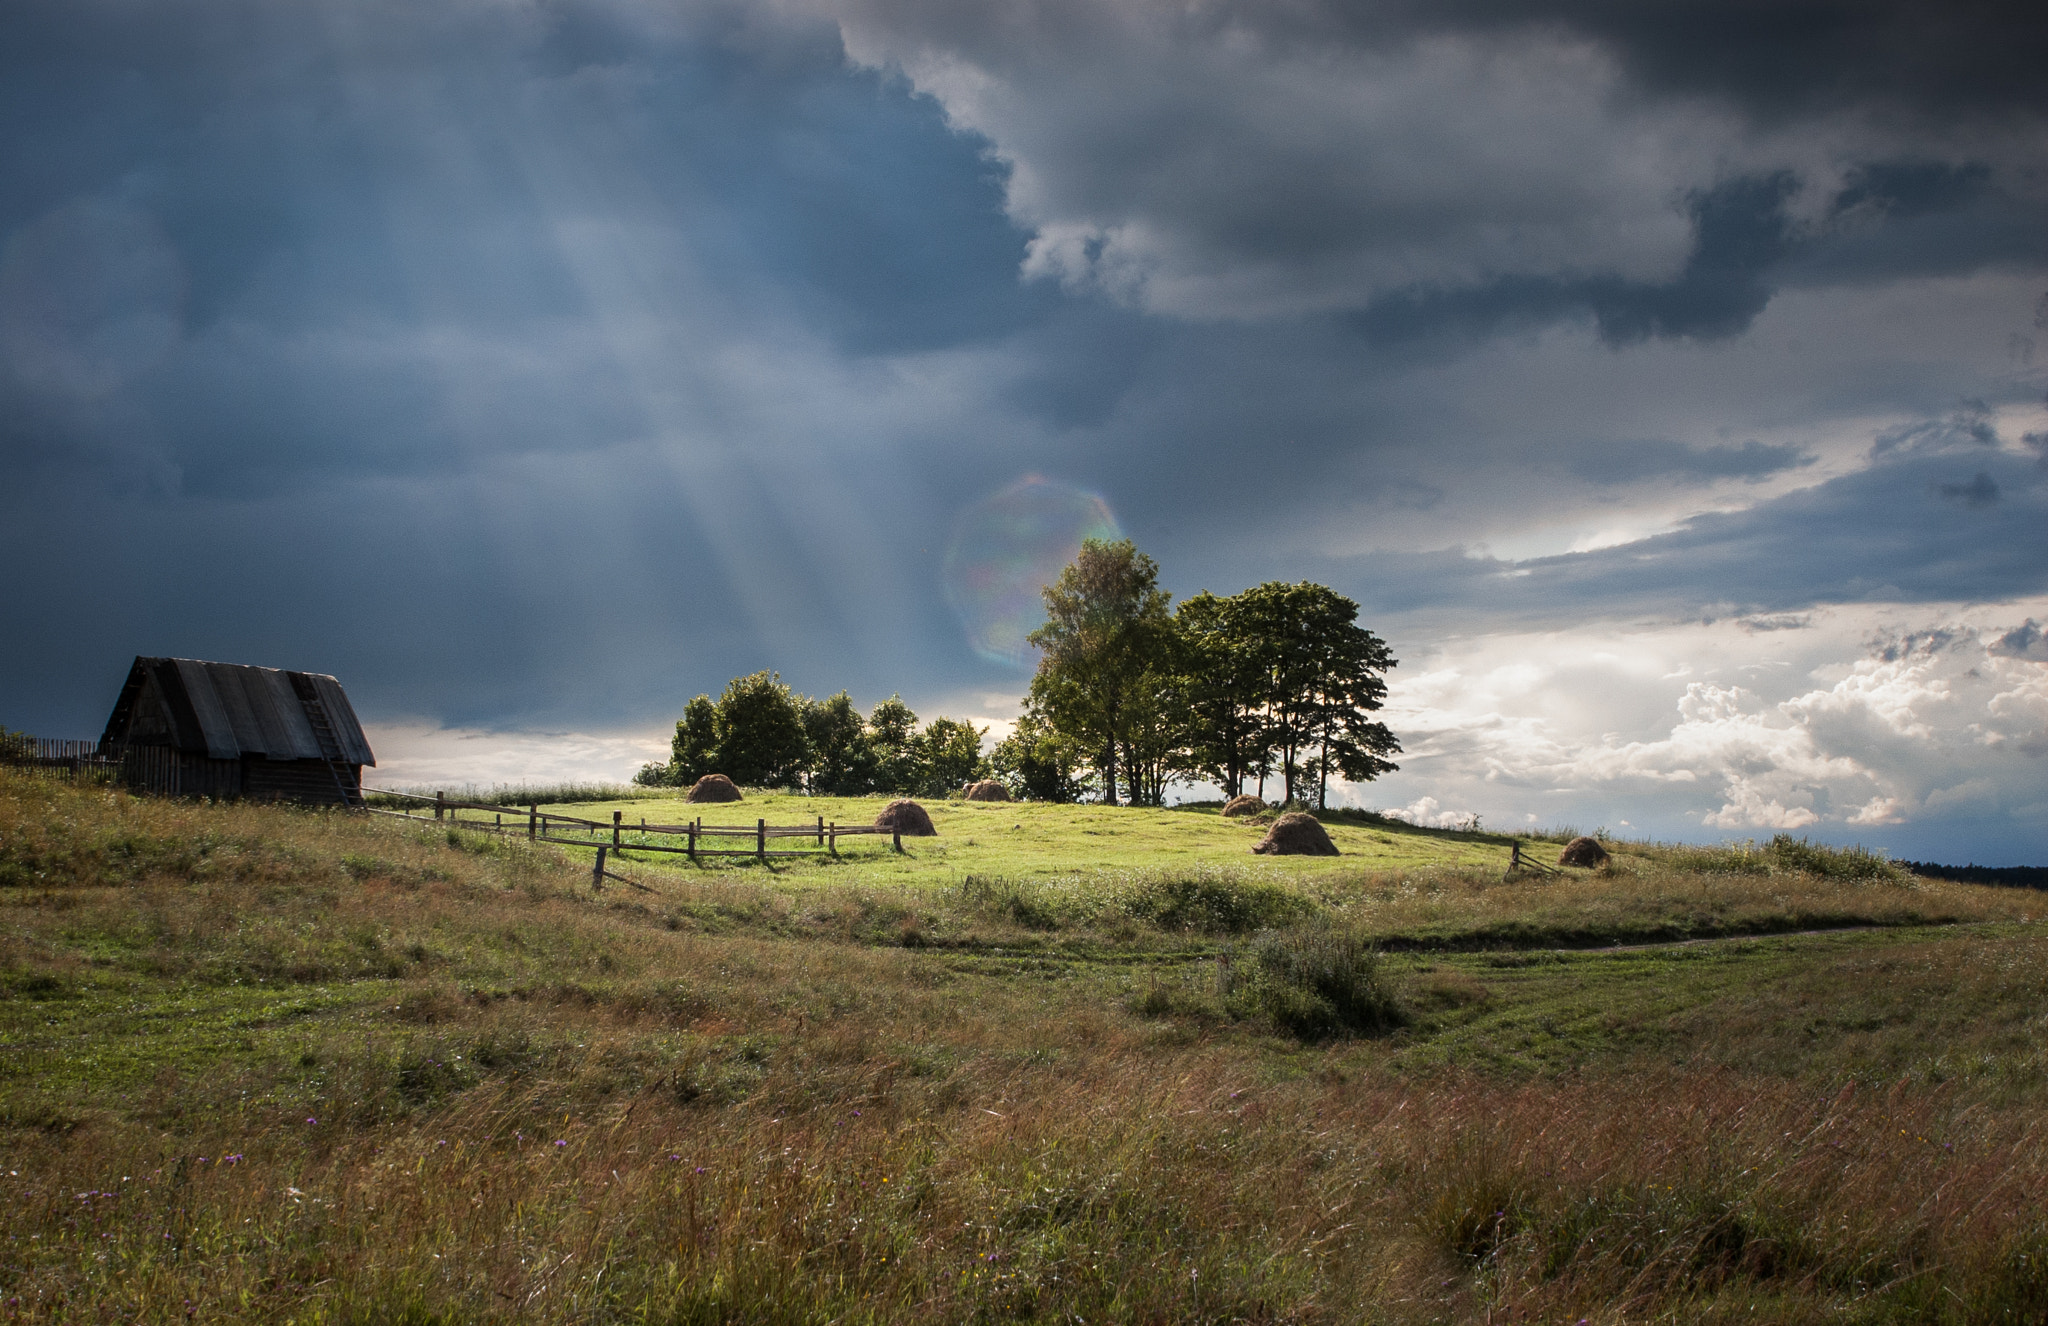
[942,475,1121,667]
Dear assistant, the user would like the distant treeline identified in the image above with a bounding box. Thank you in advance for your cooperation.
[642,538,1405,807]
[636,673,996,799]
[1902,862,2048,890]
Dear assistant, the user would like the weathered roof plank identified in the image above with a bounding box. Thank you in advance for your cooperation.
[104,657,376,767]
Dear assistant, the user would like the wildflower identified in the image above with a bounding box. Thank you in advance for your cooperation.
[554,1140,567,1147]
[305,1117,317,1125]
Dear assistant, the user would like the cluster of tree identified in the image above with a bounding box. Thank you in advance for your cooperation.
[640,539,1398,809]
[1019,539,1401,808]
[636,672,989,798]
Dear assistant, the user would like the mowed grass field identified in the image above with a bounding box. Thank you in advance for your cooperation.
[528,791,1510,881]
[4,769,2047,1323]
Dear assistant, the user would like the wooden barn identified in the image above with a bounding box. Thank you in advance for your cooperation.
[99,657,376,805]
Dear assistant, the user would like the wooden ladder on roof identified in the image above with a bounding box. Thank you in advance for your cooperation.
[289,674,362,807]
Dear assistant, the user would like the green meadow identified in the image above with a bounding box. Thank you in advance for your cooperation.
[4,770,2047,1323]
[529,790,1510,877]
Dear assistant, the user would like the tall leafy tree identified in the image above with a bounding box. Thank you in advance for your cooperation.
[988,707,1092,802]
[915,717,989,796]
[1117,633,1195,807]
[867,695,922,793]
[1026,538,1174,805]
[1232,581,1400,806]
[665,694,720,785]
[800,691,876,795]
[1174,590,1273,798]
[712,671,809,788]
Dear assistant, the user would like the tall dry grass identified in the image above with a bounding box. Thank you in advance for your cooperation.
[6,769,2048,1321]
[5,1055,2046,1322]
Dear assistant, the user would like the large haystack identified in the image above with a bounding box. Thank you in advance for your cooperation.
[1251,811,1339,856]
[964,780,1011,802]
[1221,794,1266,818]
[685,774,742,803]
[1559,836,1609,867]
[875,799,937,836]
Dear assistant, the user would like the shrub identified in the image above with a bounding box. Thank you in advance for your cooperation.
[960,866,1319,936]
[1223,926,1406,1041]
[1764,834,1906,882]
[1111,868,1319,933]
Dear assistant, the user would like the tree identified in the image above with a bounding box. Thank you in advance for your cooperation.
[1026,538,1174,805]
[915,716,989,796]
[712,671,809,788]
[867,695,921,793]
[1231,582,1400,807]
[1303,635,1400,811]
[800,691,875,795]
[1116,633,1195,807]
[988,708,1092,802]
[664,694,720,786]
[1174,590,1273,798]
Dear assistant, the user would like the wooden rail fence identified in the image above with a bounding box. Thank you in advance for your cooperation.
[361,789,904,874]
[0,737,127,783]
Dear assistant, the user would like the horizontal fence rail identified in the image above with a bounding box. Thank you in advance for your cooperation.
[361,788,904,874]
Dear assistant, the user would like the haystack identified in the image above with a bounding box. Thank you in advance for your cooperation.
[875,799,937,836]
[1558,836,1609,867]
[964,780,1011,802]
[685,774,742,803]
[1221,794,1266,817]
[1251,811,1339,856]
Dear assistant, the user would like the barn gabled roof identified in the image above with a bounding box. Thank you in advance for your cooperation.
[100,657,376,767]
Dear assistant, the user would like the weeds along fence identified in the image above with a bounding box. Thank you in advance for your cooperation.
[361,788,904,867]
[0,737,217,795]
[0,736,125,784]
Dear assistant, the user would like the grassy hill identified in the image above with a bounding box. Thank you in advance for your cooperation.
[4,769,2046,1322]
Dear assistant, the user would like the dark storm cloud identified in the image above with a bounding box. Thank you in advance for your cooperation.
[1937,471,2001,507]
[1568,438,1811,485]
[1347,164,2047,350]
[1324,448,2048,627]
[1284,0,2048,123]
[0,0,1054,734]
[829,0,2048,334]
[1991,620,2048,662]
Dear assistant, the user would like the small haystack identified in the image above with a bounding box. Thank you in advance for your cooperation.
[1559,836,1609,868]
[964,780,1011,802]
[1251,811,1339,856]
[875,799,937,836]
[685,774,742,803]
[1221,794,1266,818]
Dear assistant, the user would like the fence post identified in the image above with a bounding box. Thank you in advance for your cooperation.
[893,828,902,854]
[828,822,838,857]
[613,810,623,849]
[757,818,766,861]
[1510,841,1521,871]
[435,790,445,822]
[816,814,824,847]
[529,804,537,839]
[687,822,697,862]
[593,845,607,891]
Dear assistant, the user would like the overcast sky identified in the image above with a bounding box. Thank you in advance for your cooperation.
[4,0,2045,862]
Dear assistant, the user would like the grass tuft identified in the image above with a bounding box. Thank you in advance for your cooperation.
[961,865,1318,935]
[1223,926,1407,1040]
